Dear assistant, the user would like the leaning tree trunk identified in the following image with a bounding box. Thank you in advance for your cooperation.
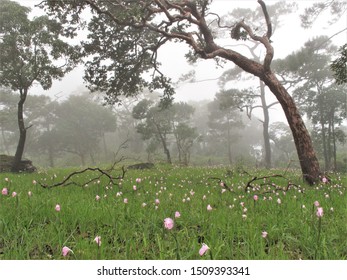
[12,88,28,172]
[262,72,321,184]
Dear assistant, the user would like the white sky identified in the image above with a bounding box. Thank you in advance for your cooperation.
[15,0,347,123]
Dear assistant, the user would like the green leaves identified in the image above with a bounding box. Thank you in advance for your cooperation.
[0,1,81,92]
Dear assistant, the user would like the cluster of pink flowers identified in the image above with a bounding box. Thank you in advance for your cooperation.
[313,200,324,218]
[2,188,8,196]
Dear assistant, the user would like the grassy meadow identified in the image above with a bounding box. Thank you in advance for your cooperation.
[0,164,346,260]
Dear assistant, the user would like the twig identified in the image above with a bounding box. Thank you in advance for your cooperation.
[38,165,126,189]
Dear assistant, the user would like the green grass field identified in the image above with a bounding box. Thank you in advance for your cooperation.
[0,165,346,260]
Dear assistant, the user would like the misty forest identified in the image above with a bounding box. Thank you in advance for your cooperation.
[0,0,346,261]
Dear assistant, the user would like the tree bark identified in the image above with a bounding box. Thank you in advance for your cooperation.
[11,88,28,172]
[262,72,321,184]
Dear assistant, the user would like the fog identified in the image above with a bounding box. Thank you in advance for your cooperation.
[1,0,346,172]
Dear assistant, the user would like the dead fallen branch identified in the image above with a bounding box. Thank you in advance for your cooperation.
[38,139,129,189]
[38,165,126,189]
[245,174,303,194]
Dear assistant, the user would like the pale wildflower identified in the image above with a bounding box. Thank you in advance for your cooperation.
[199,243,210,256]
[95,195,101,201]
[314,201,320,207]
[11,192,17,197]
[123,198,128,204]
[133,185,137,191]
[316,207,324,218]
[253,195,258,201]
[1,188,8,196]
[62,246,73,257]
[55,204,61,212]
[207,204,213,211]
[175,211,181,218]
[164,218,174,230]
[94,236,102,246]
[262,231,268,238]
[277,198,281,204]
[136,178,141,183]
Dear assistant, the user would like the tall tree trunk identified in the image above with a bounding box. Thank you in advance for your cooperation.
[262,73,321,184]
[12,88,28,172]
[259,80,271,169]
[227,118,233,165]
[154,123,172,164]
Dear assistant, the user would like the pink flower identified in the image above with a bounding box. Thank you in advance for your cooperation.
[62,246,73,257]
[207,204,213,211]
[133,185,137,191]
[175,211,181,218]
[322,176,328,183]
[124,198,128,204]
[136,178,141,183]
[164,218,174,230]
[1,188,8,196]
[262,231,268,238]
[55,204,61,212]
[12,192,17,197]
[199,243,209,256]
[316,207,324,218]
[95,195,100,201]
[155,198,160,205]
[314,201,320,207]
[94,236,102,246]
[253,195,258,201]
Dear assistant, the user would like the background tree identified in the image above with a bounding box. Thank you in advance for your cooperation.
[0,88,18,155]
[132,99,174,164]
[171,102,199,165]
[0,0,80,171]
[300,1,347,85]
[207,90,244,165]
[41,0,322,184]
[331,44,347,85]
[53,94,117,166]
